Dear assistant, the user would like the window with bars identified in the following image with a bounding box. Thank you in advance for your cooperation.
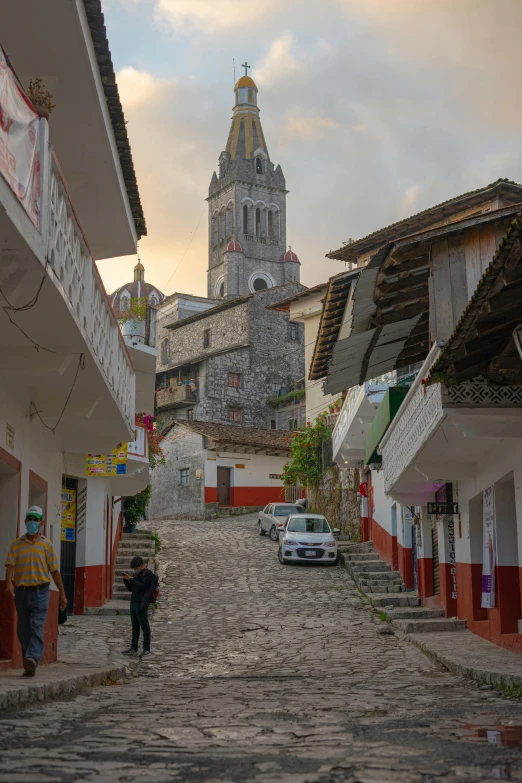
[179,468,190,485]
[228,372,241,388]
[228,407,242,423]
[203,329,211,348]
[288,322,298,340]
[288,419,298,431]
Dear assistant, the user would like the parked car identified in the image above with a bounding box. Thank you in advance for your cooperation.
[278,514,340,565]
[258,503,303,541]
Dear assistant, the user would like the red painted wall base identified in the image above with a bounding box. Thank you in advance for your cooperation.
[205,486,285,507]
[371,517,398,571]
[398,542,414,589]
[0,586,58,671]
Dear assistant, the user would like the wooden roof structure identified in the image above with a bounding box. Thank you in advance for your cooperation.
[327,179,522,266]
[162,420,291,456]
[320,204,522,395]
[428,216,522,386]
[308,270,360,381]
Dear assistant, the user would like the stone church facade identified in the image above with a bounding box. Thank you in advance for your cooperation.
[207,73,300,300]
[151,70,306,518]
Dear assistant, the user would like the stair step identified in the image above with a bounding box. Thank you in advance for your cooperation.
[345,553,380,562]
[386,607,445,621]
[362,584,403,594]
[339,543,374,554]
[370,595,421,608]
[350,563,391,573]
[395,618,467,633]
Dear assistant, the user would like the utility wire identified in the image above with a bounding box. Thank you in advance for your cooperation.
[163,205,206,292]
[30,353,85,434]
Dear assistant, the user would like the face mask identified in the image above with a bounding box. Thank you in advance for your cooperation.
[26,521,40,535]
[133,568,142,575]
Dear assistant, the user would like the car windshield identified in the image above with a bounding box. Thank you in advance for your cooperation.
[274,506,300,517]
[287,517,331,533]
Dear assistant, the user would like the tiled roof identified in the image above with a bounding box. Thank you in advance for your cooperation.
[162,420,291,452]
[327,179,522,264]
[82,0,146,239]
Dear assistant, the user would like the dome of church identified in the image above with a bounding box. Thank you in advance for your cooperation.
[225,239,243,253]
[234,75,257,91]
[282,248,300,264]
[110,261,165,319]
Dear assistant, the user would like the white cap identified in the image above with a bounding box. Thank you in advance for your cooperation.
[25,505,43,520]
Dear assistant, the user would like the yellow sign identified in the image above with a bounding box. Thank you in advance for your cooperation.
[86,444,128,477]
[61,488,76,542]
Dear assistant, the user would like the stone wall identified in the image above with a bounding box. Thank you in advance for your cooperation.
[156,283,305,431]
[150,427,206,520]
[157,301,250,374]
[308,465,361,540]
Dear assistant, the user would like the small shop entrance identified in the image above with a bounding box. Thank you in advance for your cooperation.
[0,449,21,666]
[217,467,231,506]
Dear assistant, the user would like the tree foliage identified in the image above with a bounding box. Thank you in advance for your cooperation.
[282,415,331,488]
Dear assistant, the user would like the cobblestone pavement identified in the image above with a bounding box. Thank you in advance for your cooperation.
[2,514,522,782]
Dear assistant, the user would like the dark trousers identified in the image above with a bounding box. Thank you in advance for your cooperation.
[130,602,150,652]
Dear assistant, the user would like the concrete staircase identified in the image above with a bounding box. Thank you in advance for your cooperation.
[111,531,156,602]
[84,530,155,616]
[385,606,466,633]
[340,541,419,608]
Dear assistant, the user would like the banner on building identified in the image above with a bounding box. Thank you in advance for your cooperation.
[86,444,128,477]
[61,487,76,542]
[481,486,496,608]
[0,47,42,228]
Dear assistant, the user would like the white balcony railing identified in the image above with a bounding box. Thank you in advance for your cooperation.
[46,155,134,429]
[380,347,441,494]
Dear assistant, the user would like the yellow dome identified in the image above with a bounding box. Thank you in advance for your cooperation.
[235,75,257,91]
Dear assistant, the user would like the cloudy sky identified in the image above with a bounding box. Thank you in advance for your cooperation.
[97,0,522,298]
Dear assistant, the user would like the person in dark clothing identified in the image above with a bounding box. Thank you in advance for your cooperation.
[121,556,154,658]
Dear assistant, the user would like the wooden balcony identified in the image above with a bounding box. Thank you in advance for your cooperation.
[156,385,198,409]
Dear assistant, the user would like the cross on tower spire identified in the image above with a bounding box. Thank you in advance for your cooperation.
[242,61,251,77]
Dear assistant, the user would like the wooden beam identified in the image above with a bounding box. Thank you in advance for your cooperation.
[376,285,429,308]
[376,270,429,297]
[374,296,429,327]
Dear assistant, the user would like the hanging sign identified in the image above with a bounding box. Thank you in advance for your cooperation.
[481,486,496,608]
[0,47,42,228]
[86,444,128,477]
[427,502,459,515]
[61,487,76,542]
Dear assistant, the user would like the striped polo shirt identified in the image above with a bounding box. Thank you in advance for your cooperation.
[5,535,58,587]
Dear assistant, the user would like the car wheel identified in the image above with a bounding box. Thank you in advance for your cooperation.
[278,549,288,565]
[258,521,266,537]
[330,553,340,566]
[269,526,279,542]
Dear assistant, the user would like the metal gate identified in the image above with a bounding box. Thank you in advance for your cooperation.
[431,523,440,595]
[285,485,304,503]
[411,523,418,591]
[60,478,77,613]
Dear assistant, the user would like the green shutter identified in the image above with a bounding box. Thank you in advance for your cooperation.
[365,386,409,465]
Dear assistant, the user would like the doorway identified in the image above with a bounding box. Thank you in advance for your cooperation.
[217,467,231,506]
[29,471,48,536]
[0,449,21,664]
[60,478,78,613]
[391,503,398,570]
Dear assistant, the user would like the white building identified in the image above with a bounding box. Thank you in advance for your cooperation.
[0,1,149,668]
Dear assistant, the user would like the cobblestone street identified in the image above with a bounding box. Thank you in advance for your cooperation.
[2,514,522,782]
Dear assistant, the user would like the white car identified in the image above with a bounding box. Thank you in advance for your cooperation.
[278,514,340,565]
[258,503,303,541]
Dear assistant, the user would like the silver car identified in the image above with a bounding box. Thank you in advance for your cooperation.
[278,513,340,565]
[258,503,303,541]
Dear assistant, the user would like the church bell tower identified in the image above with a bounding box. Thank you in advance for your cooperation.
[207,64,300,299]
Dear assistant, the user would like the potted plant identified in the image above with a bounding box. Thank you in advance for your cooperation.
[27,78,55,119]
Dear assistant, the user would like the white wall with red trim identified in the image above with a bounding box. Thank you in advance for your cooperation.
[204,450,287,506]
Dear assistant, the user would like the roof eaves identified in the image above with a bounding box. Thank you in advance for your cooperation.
[327,178,522,262]
[82,0,146,239]
[165,296,251,330]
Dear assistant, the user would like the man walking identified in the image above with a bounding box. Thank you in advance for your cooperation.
[5,506,67,677]
[122,556,155,658]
